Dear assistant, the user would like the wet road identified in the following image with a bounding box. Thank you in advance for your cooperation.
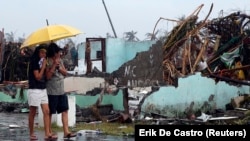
[0,113,134,141]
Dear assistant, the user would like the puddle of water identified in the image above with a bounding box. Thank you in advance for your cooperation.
[0,113,134,141]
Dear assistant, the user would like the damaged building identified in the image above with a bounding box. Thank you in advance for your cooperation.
[1,3,250,125]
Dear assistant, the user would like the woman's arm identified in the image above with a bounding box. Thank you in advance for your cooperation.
[46,58,57,80]
[57,60,67,76]
[34,58,47,80]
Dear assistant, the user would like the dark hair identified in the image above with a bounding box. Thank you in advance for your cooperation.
[47,42,62,57]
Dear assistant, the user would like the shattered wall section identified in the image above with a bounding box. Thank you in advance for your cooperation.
[140,72,250,118]
[112,41,164,88]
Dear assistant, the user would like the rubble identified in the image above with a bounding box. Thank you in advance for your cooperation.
[160,4,250,86]
[1,4,250,126]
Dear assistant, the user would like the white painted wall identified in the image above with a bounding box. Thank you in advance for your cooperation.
[38,95,76,127]
[64,77,105,94]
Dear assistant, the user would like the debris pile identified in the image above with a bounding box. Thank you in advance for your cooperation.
[161,4,250,86]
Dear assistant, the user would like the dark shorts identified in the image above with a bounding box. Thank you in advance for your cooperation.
[48,94,69,114]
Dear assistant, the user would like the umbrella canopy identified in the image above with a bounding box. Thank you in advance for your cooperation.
[20,24,83,49]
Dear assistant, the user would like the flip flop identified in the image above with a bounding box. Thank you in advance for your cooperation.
[44,134,58,140]
[63,132,77,139]
[30,135,38,140]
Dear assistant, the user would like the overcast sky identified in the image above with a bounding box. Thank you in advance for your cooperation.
[1,0,250,44]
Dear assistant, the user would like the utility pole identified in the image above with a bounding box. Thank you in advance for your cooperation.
[102,0,117,38]
[46,19,49,26]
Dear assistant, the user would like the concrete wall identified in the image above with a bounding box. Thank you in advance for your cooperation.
[77,38,156,73]
[106,39,156,73]
[111,41,163,86]
[74,90,124,110]
[0,88,27,102]
[2,38,250,120]
[140,72,250,118]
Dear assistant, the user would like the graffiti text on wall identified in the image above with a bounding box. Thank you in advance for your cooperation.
[124,65,136,77]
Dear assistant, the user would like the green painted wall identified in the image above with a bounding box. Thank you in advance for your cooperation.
[74,89,124,110]
[0,89,27,103]
[141,72,250,117]
[77,38,156,73]
[0,88,125,111]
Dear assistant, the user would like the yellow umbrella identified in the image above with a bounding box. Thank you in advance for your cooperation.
[20,24,83,49]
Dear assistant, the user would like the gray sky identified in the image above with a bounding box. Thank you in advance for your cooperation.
[1,0,250,44]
